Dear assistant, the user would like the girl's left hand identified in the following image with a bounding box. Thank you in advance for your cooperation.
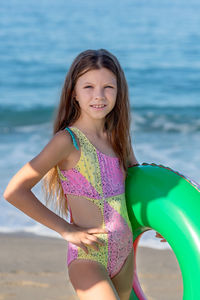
[155,232,167,242]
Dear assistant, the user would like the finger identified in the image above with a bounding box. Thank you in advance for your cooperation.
[83,238,99,251]
[156,233,164,239]
[90,244,99,251]
[87,227,109,234]
[155,233,161,237]
[160,239,167,242]
[80,242,89,254]
[87,234,105,246]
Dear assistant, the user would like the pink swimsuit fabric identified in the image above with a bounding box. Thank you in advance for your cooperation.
[57,126,133,278]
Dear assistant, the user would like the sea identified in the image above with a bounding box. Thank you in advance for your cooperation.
[0,0,200,251]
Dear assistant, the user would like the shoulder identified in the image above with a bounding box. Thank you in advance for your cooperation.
[48,129,75,159]
[3,129,76,194]
[28,129,75,176]
[53,129,74,148]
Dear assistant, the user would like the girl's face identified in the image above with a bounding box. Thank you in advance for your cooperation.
[73,68,117,122]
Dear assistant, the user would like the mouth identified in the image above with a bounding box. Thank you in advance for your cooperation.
[90,104,107,110]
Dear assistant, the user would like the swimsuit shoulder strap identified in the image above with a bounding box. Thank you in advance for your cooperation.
[56,127,80,180]
[65,127,79,150]
[68,126,100,154]
[67,126,94,152]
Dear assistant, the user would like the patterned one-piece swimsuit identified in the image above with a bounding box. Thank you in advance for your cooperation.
[57,126,133,279]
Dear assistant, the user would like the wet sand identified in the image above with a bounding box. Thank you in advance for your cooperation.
[0,232,183,300]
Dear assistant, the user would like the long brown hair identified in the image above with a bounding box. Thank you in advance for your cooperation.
[42,49,132,218]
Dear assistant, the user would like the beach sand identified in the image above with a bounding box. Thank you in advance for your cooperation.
[0,232,183,300]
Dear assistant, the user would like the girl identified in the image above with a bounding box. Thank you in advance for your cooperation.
[4,49,166,300]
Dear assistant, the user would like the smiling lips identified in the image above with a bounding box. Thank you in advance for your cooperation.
[90,104,107,109]
[90,104,107,111]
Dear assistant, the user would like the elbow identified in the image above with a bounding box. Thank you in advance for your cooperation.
[3,186,17,203]
[3,189,12,202]
[4,185,29,203]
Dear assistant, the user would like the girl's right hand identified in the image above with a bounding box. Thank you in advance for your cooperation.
[61,223,109,254]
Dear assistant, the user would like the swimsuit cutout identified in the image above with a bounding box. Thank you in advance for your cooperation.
[57,126,133,278]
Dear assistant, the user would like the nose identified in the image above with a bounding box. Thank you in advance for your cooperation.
[94,87,105,100]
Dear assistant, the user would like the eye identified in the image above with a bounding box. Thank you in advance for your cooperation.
[84,86,92,88]
[105,86,114,88]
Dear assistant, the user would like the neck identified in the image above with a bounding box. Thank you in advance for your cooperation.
[72,117,107,137]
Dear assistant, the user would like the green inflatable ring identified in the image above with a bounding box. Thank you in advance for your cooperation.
[125,163,200,300]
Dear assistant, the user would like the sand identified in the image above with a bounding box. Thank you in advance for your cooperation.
[0,232,183,300]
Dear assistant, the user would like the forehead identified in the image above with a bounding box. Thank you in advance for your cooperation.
[77,68,117,84]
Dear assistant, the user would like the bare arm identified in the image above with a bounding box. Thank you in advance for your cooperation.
[128,144,139,167]
[3,130,74,236]
[3,129,110,253]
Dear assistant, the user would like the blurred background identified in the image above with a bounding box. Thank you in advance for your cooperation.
[0,0,200,249]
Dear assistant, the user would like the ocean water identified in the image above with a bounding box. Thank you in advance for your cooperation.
[0,0,200,251]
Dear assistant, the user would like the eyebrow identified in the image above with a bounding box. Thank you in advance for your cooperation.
[83,82,116,86]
